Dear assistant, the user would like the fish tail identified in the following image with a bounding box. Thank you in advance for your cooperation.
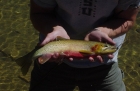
[15,46,40,75]
[15,53,33,75]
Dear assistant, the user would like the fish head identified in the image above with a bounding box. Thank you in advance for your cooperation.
[91,43,117,54]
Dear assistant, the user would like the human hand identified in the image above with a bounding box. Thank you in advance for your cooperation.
[40,25,70,45]
[38,26,71,63]
[85,28,115,63]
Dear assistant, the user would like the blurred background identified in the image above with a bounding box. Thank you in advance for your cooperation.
[0,0,140,91]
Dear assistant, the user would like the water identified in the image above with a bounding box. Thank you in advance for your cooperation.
[0,0,140,91]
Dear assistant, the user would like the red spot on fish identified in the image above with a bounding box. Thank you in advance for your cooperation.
[63,51,84,57]
[91,44,98,51]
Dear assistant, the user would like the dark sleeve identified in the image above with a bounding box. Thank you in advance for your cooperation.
[116,0,140,10]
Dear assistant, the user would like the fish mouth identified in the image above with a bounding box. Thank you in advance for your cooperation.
[101,46,117,53]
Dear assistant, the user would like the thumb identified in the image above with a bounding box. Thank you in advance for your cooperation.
[103,36,115,45]
[84,33,90,41]
[40,33,55,46]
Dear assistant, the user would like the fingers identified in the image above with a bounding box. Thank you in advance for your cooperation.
[89,56,94,62]
[85,30,115,45]
[84,33,90,41]
[40,33,55,46]
[89,55,103,63]
[102,36,115,45]
[52,53,59,58]
[69,58,73,61]
[40,26,70,46]
[96,55,103,63]
[88,54,114,63]
[108,54,114,59]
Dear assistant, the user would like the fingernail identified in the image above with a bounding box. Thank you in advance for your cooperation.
[89,57,94,62]
[69,58,73,61]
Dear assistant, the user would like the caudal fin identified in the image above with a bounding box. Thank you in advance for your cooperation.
[15,52,33,75]
[15,47,39,75]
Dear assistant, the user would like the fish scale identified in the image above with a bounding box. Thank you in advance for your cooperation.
[33,39,117,64]
[34,40,95,57]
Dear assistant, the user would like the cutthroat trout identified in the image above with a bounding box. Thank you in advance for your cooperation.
[15,38,117,75]
[33,39,117,64]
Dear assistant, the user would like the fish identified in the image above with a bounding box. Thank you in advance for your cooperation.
[15,46,41,76]
[33,38,117,64]
[15,37,117,75]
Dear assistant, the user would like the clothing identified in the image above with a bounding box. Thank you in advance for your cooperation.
[30,62,125,91]
[30,0,139,91]
[33,0,140,38]
[35,0,140,68]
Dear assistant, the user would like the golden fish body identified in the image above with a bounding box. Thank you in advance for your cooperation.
[33,39,117,64]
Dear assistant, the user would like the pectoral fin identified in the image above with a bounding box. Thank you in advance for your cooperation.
[79,50,95,55]
[38,54,52,64]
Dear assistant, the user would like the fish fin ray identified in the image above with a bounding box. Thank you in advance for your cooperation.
[38,54,51,64]
[15,54,33,75]
[79,50,95,55]
[15,47,39,75]
[21,59,32,76]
